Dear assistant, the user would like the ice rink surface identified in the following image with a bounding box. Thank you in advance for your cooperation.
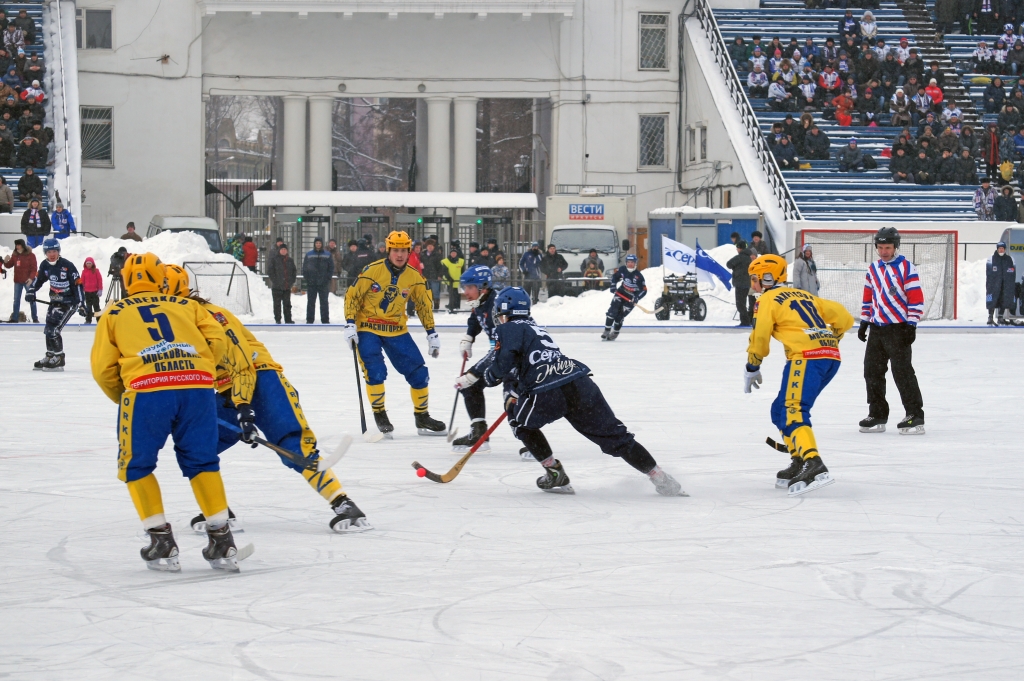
[1,326,1022,680]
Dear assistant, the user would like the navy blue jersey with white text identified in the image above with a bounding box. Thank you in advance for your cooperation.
[471,317,590,396]
[610,267,647,303]
[30,257,82,305]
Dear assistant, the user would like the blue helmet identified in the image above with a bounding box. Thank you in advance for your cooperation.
[42,238,60,253]
[494,286,532,318]
[460,264,492,289]
[625,254,637,264]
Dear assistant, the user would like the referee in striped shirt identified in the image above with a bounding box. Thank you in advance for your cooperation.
[857,227,926,435]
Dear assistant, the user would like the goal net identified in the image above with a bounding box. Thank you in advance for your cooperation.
[183,261,253,316]
[799,230,957,320]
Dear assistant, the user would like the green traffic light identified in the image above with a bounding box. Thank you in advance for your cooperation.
[297,217,302,222]
[476,219,482,224]
[417,218,423,223]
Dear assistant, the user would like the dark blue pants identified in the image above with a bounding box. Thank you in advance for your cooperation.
[45,302,76,353]
[356,331,428,389]
[306,284,329,323]
[605,296,634,327]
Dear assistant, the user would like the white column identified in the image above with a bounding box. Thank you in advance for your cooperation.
[453,97,478,193]
[415,98,428,191]
[282,95,307,191]
[426,97,451,192]
[308,96,334,192]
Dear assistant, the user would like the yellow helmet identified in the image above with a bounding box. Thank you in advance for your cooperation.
[384,230,412,250]
[121,252,165,294]
[163,264,191,297]
[748,254,788,288]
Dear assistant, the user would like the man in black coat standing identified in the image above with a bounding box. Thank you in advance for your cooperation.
[986,241,1018,325]
[302,237,333,324]
[726,241,754,326]
[540,244,569,298]
[267,243,297,324]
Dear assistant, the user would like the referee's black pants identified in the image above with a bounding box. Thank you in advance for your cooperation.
[863,322,923,421]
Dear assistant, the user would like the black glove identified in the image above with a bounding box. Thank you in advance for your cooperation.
[78,304,87,318]
[24,291,36,304]
[857,321,869,342]
[236,403,258,447]
[905,323,916,344]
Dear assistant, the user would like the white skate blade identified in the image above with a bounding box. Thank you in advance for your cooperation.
[451,440,490,454]
[40,367,64,372]
[542,484,575,495]
[520,450,535,462]
[859,424,886,433]
[364,431,387,443]
[192,517,243,535]
[318,434,352,472]
[899,425,925,435]
[145,554,181,572]
[775,478,791,489]
[418,428,448,436]
[788,473,835,497]
[330,517,373,533]
[446,427,459,443]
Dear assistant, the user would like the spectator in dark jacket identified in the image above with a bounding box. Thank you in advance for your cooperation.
[912,149,936,184]
[518,243,544,303]
[804,126,831,159]
[955,148,979,185]
[540,244,569,297]
[267,244,296,324]
[20,196,48,248]
[986,241,1018,324]
[837,138,865,172]
[13,10,34,44]
[16,135,44,168]
[994,185,1017,221]
[985,77,1006,114]
[936,148,959,183]
[17,165,41,200]
[891,146,915,182]
[419,239,444,310]
[726,241,754,326]
[772,135,799,169]
[0,174,12,212]
[302,238,333,324]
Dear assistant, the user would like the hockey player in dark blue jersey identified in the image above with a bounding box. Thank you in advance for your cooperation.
[602,254,646,341]
[452,265,500,453]
[455,287,686,496]
[25,238,84,371]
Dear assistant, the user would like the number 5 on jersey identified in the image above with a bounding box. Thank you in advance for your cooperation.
[139,304,175,342]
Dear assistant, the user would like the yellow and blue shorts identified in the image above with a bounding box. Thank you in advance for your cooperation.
[770,358,840,436]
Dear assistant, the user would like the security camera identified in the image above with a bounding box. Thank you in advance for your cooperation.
[305,206,316,214]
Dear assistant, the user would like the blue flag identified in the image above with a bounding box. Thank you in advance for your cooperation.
[695,240,733,291]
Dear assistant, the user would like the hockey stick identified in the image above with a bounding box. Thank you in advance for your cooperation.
[635,303,665,315]
[446,356,468,443]
[412,411,507,483]
[351,344,385,443]
[766,436,789,453]
[217,418,350,472]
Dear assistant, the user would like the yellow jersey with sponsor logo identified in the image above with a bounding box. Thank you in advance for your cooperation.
[91,293,228,403]
[747,286,854,366]
[199,301,258,405]
[344,260,435,336]
[239,325,283,373]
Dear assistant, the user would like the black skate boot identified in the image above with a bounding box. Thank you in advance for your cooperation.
[787,456,835,497]
[858,415,887,433]
[42,353,65,372]
[988,314,997,326]
[202,522,252,571]
[190,507,240,534]
[647,466,688,496]
[776,455,804,489]
[601,326,612,340]
[415,411,447,436]
[33,352,52,370]
[140,523,181,572]
[607,327,620,341]
[329,494,372,533]
[372,409,394,439]
[451,419,489,453]
[897,413,925,435]
[536,459,575,494]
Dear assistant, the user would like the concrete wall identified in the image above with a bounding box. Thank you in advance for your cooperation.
[76,0,204,238]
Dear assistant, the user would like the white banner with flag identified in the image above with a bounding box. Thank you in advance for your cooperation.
[662,236,697,276]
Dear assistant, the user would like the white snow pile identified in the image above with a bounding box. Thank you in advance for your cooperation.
[955,258,989,323]
[0,232,274,321]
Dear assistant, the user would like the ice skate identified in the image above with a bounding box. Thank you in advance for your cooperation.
[858,416,886,433]
[451,420,489,453]
[190,508,241,534]
[536,459,575,494]
[648,466,688,497]
[897,413,925,435]
[606,329,620,341]
[140,523,181,572]
[41,353,65,372]
[415,411,447,436]
[33,352,52,370]
[373,409,394,439]
[987,315,997,326]
[202,523,252,571]
[519,446,535,462]
[776,455,803,489]
[329,494,372,533]
[787,456,835,497]
[600,327,611,340]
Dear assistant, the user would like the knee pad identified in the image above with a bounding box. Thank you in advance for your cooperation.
[406,364,429,390]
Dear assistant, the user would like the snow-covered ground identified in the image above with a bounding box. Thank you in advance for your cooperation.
[1,328,1021,679]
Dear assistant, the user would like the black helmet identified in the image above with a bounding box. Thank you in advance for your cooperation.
[873,227,900,248]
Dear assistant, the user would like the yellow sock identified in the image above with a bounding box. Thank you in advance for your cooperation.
[127,473,166,529]
[302,467,344,504]
[190,471,229,519]
[366,383,386,412]
[411,386,429,414]
[790,425,820,460]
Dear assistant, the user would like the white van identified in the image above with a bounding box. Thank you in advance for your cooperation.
[147,216,223,253]
[547,224,624,276]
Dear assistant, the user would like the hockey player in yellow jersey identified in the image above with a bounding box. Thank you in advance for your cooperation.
[90,253,248,572]
[343,230,446,437]
[743,254,854,497]
[163,265,371,532]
